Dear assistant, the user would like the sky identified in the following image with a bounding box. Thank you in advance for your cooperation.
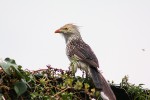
[0,0,150,88]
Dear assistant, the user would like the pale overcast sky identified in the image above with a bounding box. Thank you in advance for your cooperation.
[0,0,150,88]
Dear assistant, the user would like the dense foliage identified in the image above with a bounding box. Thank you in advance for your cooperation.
[0,58,149,100]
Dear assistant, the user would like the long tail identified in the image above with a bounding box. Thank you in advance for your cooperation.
[88,67,116,100]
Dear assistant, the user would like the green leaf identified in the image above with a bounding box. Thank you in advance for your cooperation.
[21,78,31,89]
[64,78,73,87]
[74,81,83,90]
[0,58,22,76]
[14,81,27,97]
[0,62,11,75]
[5,58,16,64]
[4,58,11,62]
[11,65,24,78]
[84,83,90,92]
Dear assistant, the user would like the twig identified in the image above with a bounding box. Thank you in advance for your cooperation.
[52,87,71,97]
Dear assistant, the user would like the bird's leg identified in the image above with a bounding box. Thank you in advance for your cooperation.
[68,65,75,77]
[69,60,78,77]
[82,71,85,78]
[85,72,88,79]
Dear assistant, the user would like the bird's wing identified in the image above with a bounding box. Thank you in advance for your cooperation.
[67,39,99,68]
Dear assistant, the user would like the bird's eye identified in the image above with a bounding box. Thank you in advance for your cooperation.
[63,28,68,30]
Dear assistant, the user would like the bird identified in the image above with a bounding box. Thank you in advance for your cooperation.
[54,23,116,100]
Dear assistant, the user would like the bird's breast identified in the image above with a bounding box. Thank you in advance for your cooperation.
[77,61,88,72]
[66,40,88,73]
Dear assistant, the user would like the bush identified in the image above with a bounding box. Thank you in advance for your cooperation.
[0,58,149,100]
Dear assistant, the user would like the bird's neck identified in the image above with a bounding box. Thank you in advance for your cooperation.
[65,34,82,44]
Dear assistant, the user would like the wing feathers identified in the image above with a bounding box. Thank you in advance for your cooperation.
[67,39,99,68]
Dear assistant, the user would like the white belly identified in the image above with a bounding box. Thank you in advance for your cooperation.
[69,59,88,74]
[78,61,88,72]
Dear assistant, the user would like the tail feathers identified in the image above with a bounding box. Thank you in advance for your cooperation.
[88,67,116,100]
[100,92,110,100]
[89,67,103,90]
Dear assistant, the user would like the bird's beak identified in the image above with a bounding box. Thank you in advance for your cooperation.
[55,29,61,33]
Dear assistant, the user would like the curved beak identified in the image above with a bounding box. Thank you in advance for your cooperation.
[55,29,61,33]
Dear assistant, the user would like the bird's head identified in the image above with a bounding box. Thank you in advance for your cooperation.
[55,24,80,35]
[55,23,82,43]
